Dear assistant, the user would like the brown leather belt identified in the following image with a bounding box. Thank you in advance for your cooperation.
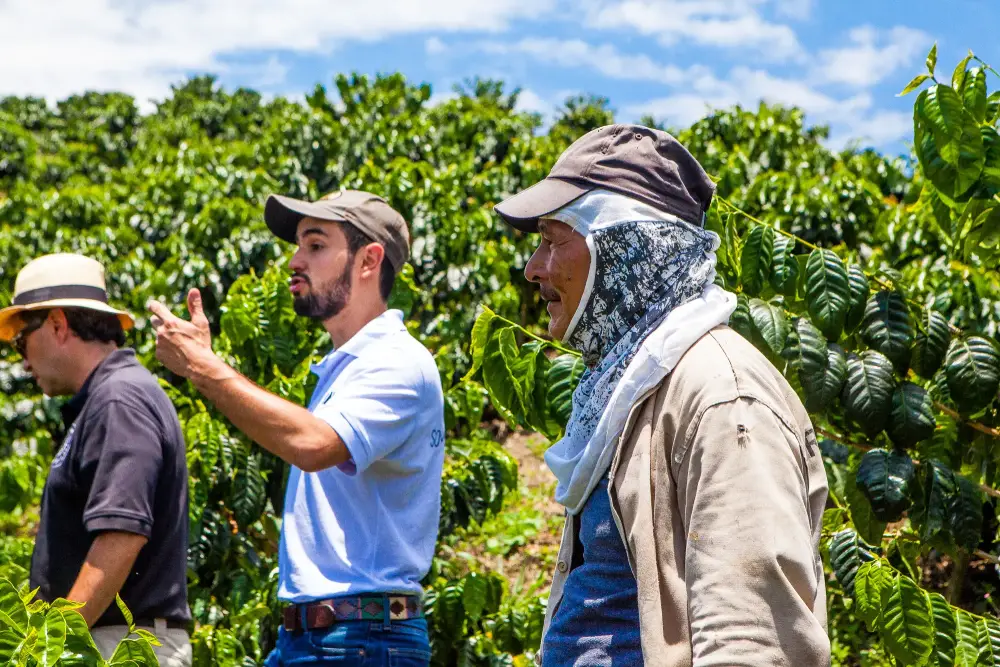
[283,594,423,632]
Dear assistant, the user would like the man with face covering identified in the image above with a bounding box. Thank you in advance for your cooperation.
[494,125,830,666]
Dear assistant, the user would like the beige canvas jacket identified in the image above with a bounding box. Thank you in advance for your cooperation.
[538,326,831,667]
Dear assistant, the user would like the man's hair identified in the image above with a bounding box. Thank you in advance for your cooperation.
[63,308,126,347]
[340,222,396,302]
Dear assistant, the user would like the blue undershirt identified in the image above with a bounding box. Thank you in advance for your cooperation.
[542,476,643,666]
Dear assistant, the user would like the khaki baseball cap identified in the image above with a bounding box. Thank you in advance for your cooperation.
[0,253,134,341]
[494,124,715,231]
[264,190,410,274]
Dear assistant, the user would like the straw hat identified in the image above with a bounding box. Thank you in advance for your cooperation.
[0,253,134,342]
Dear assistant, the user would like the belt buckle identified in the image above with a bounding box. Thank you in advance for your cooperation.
[282,605,300,632]
[306,602,336,629]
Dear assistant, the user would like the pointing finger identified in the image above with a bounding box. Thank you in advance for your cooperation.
[146,299,176,327]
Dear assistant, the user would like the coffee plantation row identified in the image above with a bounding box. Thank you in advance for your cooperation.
[2,45,1000,665]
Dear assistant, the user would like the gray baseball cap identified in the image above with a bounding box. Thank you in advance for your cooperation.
[264,190,410,274]
[494,124,715,231]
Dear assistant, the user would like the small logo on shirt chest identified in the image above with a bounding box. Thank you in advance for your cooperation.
[430,430,443,448]
[51,423,78,470]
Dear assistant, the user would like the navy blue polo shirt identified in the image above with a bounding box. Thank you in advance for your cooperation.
[29,349,191,627]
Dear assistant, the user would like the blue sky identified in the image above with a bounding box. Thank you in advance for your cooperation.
[2,0,998,157]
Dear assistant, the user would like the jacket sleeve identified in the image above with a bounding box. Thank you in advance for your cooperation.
[672,396,830,667]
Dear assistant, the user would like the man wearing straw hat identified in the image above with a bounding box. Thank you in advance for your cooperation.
[0,253,192,667]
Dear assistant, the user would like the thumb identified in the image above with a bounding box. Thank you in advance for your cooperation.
[187,288,208,326]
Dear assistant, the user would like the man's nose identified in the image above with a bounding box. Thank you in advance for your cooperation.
[524,245,547,284]
[289,249,306,273]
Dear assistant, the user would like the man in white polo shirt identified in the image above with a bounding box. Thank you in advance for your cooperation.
[148,190,445,666]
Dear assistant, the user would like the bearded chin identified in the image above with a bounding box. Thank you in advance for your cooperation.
[293,274,352,320]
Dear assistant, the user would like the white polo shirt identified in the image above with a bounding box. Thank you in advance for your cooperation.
[277,309,445,601]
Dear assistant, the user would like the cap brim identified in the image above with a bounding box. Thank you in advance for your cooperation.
[0,300,135,342]
[493,178,592,232]
[264,195,347,243]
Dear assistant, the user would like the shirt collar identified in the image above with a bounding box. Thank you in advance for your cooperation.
[310,310,407,376]
[60,348,137,425]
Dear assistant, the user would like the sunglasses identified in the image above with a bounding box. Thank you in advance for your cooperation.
[13,311,49,358]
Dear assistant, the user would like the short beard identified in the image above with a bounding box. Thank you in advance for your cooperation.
[293,260,353,320]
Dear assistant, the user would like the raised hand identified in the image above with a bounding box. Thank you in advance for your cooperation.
[148,288,215,378]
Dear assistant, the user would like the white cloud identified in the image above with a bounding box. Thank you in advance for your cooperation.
[625,67,868,123]
[584,0,804,60]
[481,38,690,84]
[0,0,554,103]
[224,55,290,89]
[425,37,448,54]
[774,0,813,20]
[514,89,553,115]
[624,67,912,149]
[816,25,931,88]
[827,110,913,150]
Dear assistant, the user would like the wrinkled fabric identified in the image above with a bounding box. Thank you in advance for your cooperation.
[542,189,736,514]
[540,327,831,666]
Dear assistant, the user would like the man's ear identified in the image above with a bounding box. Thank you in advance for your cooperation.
[359,243,386,280]
[49,308,71,344]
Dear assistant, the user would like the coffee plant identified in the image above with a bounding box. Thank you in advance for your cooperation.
[2,45,999,666]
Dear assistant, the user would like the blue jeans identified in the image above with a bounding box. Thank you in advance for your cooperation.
[263,617,430,666]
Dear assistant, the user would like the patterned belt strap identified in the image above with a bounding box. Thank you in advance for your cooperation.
[283,594,423,632]
[327,594,423,621]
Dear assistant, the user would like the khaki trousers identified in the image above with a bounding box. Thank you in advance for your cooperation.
[91,621,192,667]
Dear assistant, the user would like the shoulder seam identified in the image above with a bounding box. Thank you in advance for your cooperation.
[706,329,742,395]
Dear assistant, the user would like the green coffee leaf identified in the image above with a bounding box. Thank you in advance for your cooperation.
[842,351,897,436]
[856,448,915,523]
[914,85,986,199]
[769,234,798,295]
[846,463,888,546]
[959,67,988,123]
[928,592,956,667]
[980,617,1000,666]
[912,309,952,379]
[805,248,850,341]
[909,460,957,544]
[785,317,827,376]
[861,291,914,373]
[0,579,27,634]
[879,573,934,666]
[900,73,931,97]
[109,637,158,665]
[32,609,66,667]
[829,528,877,595]
[855,559,891,631]
[888,382,936,448]
[802,343,847,413]
[545,354,584,428]
[951,52,974,89]
[60,609,102,662]
[926,43,938,75]
[729,293,753,340]
[740,225,774,296]
[481,326,523,428]
[954,608,982,667]
[989,91,1000,124]
[467,307,498,379]
[944,335,1000,415]
[949,475,983,551]
[462,572,489,623]
[749,298,788,361]
[844,264,870,334]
